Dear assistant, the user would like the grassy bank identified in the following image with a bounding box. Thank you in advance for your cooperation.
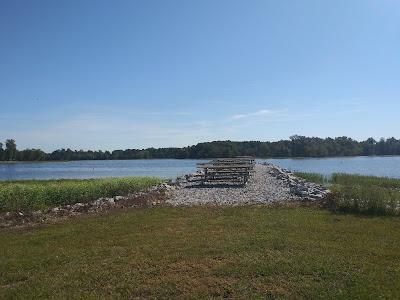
[0,177,163,212]
[296,172,400,216]
[1,207,399,298]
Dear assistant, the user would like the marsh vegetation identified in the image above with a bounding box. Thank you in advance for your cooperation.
[296,172,400,216]
[0,177,163,212]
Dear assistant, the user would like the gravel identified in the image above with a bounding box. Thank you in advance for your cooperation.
[167,163,306,206]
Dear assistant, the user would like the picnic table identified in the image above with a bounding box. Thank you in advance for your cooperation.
[211,157,255,171]
[235,156,256,162]
[197,158,254,185]
[213,156,255,163]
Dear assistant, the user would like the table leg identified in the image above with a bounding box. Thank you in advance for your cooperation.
[202,168,208,185]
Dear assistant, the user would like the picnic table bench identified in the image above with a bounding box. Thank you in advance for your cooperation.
[211,157,255,172]
[213,157,255,164]
[197,158,254,185]
[235,156,256,163]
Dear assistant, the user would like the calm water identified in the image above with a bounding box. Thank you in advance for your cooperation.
[0,156,399,181]
[261,156,400,178]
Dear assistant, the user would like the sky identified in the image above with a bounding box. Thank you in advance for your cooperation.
[0,0,399,151]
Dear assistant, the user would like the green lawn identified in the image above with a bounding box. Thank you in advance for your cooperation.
[1,207,399,299]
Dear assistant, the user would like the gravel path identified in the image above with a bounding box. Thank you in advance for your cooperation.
[167,164,300,206]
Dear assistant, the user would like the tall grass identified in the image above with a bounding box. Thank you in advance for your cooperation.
[0,177,163,212]
[331,173,400,189]
[294,172,328,185]
[331,184,400,216]
[296,172,400,216]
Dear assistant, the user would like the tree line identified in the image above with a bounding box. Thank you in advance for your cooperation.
[1,136,400,161]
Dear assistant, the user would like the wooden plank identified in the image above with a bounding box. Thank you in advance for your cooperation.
[197,163,252,168]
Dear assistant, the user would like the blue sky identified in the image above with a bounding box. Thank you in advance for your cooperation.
[1,0,399,151]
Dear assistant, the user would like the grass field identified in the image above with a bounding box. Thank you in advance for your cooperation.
[1,206,399,299]
[0,177,163,212]
[296,173,400,216]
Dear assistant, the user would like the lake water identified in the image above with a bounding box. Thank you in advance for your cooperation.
[0,156,400,181]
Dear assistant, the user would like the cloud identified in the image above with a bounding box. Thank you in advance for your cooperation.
[230,109,278,120]
[3,101,377,152]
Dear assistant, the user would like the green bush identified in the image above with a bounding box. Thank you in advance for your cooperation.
[0,177,163,212]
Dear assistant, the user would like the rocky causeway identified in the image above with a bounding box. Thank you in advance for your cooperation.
[1,163,330,228]
[168,163,330,206]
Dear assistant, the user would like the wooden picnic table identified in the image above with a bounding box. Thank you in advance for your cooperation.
[195,156,255,186]
[197,163,253,185]
[214,156,255,160]
[211,158,255,174]
[212,157,255,164]
[235,156,255,160]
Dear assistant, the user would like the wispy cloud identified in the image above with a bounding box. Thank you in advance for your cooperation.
[231,109,279,120]
[3,100,380,151]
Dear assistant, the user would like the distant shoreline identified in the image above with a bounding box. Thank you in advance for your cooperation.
[2,136,400,162]
[0,160,70,164]
[1,154,400,164]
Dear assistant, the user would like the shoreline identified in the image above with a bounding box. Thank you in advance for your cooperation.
[1,154,400,164]
[0,163,330,228]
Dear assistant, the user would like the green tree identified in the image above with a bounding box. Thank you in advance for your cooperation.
[0,142,4,160]
[5,139,17,161]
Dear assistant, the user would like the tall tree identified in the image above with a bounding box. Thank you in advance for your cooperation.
[0,142,4,160]
[2,136,400,161]
[5,139,17,161]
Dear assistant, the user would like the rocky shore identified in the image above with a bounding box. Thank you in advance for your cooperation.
[265,163,331,201]
[167,163,330,206]
[1,163,330,228]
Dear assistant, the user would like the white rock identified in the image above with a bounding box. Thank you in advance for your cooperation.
[92,199,104,207]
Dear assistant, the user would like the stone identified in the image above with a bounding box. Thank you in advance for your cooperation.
[72,203,85,211]
[92,199,104,207]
